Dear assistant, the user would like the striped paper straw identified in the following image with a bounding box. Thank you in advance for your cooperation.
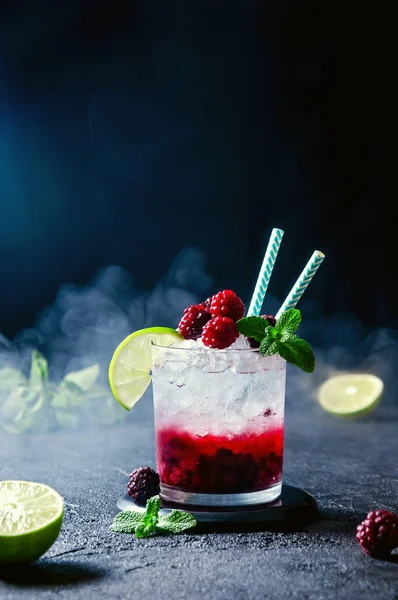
[247,228,284,316]
[275,250,325,319]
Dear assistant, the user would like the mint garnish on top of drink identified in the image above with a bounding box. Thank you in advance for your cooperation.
[237,308,315,373]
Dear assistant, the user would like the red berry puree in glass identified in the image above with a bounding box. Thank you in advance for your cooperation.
[156,424,284,494]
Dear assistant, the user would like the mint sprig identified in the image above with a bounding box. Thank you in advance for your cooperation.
[0,351,127,434]
[237,308,315,373]
[235,316,270,343]
[275,309,302,334]
[110,495,197,538]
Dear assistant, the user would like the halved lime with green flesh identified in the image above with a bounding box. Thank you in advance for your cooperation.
[108,327,183,410]
[318,373,383,417]
[0,480,64,564]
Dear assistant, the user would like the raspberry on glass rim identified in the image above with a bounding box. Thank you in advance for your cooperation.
[178,290,245,349]
[209,290,245,322]
[202,316,239,349]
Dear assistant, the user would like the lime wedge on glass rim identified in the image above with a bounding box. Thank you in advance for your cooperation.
[318,373,384,417]
[108,327,183,410]
[0,480,64,564]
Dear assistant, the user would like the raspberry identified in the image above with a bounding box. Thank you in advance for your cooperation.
[127,466,160,505]
[168,467,183,486]
[356,509,398,558]
[209,290,245,322]
[202,316,239,349]
[178,304,211,340]
[248,314,277,348]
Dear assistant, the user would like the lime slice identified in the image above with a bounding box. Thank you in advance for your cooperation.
[0,480,64,564]
[109,327,183,410]
[318,373,384,417]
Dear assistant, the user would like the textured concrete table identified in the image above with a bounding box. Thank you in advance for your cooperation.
[1,396,397,600]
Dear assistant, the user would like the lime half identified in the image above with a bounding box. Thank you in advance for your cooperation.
[0,480,64,564]
[109,327,183,410]
[318,373,384,417]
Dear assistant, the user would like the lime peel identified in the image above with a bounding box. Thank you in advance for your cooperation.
[0,480,64,564]
[318,373,384,417]
[108,327,183,410]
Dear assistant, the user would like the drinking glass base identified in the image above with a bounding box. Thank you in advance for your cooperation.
[160,481,282,507]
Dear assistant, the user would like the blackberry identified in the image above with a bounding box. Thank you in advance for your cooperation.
[127,466,160,505]
[356,509,398,558]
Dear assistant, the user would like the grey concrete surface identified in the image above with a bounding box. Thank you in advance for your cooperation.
[1,401,397,600]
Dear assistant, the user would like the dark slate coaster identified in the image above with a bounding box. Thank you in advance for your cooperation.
[117,484,319,530]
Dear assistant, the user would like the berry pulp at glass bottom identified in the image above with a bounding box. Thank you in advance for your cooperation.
[156,425,284,494]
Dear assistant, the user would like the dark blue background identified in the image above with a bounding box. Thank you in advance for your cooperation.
[0,1,396,338]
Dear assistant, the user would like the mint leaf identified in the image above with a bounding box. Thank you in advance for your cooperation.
[156,510,197,535]
[236,317,269,342]
[85,384,110,401]
[3,419,35,434]
[110,497,196,539]
[87,387,127,426]
[110,510,145,533]
[0,367,27,393]
[135,523,156,538]
[63,364,100,392]
[110,496,161,539]
[277,334,315,373]
[29,351,48,388]
[144,495,160,529]
[0,387,26,421]
[29,391,46,413]
[259,338,279,357]
[265,326,280,340]
[276,309,302,335]
[55,411,80,429]
[51,387,75,409]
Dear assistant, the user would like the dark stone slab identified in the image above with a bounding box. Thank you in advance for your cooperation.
[1,399,398,600]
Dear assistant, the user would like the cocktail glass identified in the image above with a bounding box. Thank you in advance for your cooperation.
[151,343,286,507]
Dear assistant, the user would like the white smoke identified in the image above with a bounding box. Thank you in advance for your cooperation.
[1,247,212,382]
[0,248,212,432]
[0,246,396,435]
[283,302,398,411]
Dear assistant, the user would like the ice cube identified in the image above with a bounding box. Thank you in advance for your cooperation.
[229,335,250,349]
[202,351,230,373]
[175,377,186,388]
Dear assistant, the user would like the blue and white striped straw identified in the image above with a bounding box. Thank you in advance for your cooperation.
[247,228,284,317]
[275,250,325,319]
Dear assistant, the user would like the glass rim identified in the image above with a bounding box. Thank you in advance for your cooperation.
[151,342,272,355]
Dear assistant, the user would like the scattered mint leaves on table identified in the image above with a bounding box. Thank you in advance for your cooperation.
[237,308,315,373]
[0,351,127,433]
[110,495,197,538]
[29,350,49,389]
